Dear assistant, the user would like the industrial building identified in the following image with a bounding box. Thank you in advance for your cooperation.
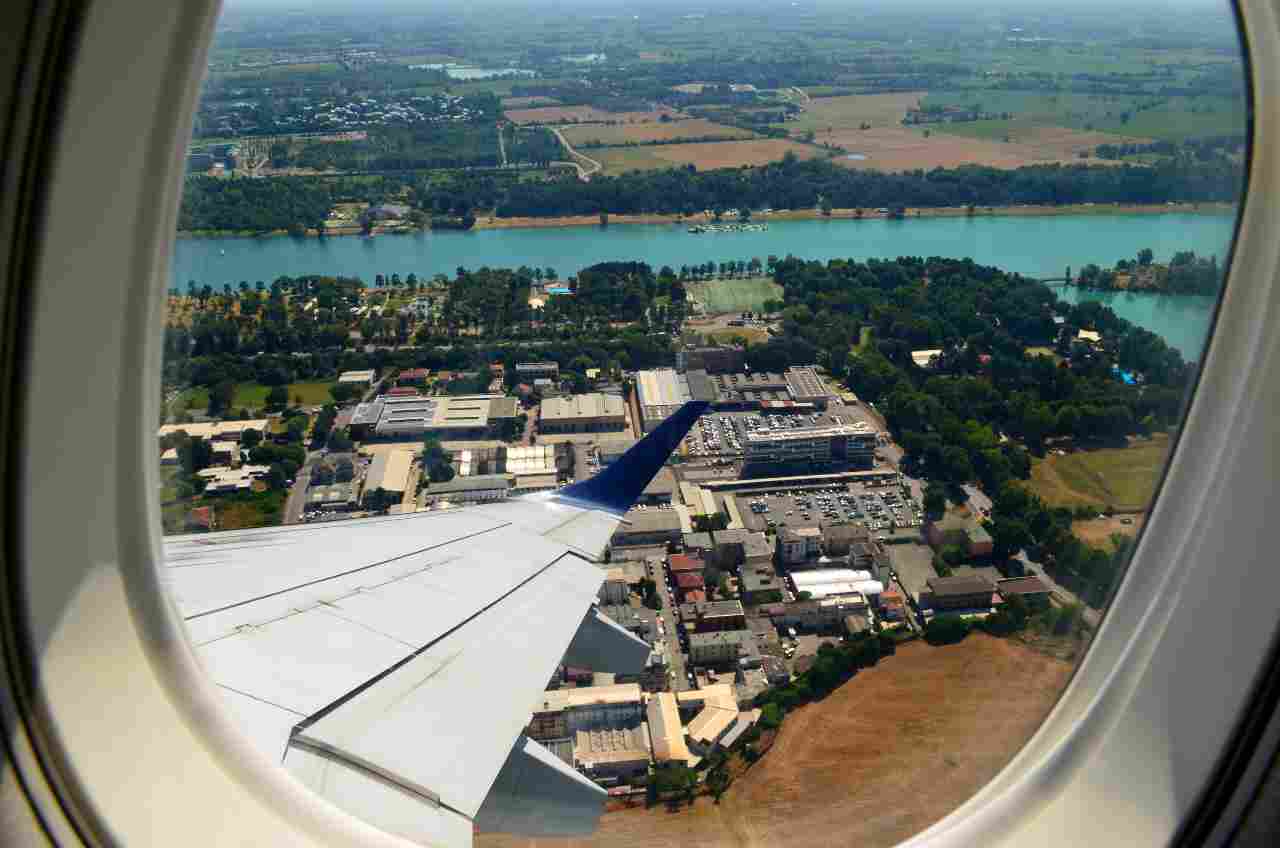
[362,449,413,501]
[307,482,358,511]
[678,600,747,633]
[635,368,692,432]
[789,568,884,601]
[783,366,833,408]
[338,369,376,385]
[538,393,627,434]
[526,684,651,786]
[347,394,519,440]
[646,692,693,764]
[744,422,877,470]
[610,509,682,547]
[925,574,998,611]
[423,474,510,504]
[677,345,745,374]
[515,361,560,379]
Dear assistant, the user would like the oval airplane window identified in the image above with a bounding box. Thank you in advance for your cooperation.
[154,1,1251,846]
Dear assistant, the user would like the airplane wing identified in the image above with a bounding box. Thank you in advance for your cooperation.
[162,400,707,847]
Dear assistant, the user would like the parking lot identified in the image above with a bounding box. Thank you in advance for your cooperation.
[735,479,924,540]
[889,542,940,604]
[684,406,875,459]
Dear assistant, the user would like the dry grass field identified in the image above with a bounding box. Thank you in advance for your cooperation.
[596,138,819,174]
[806,124,1139,172]
[1024,434,1170,512]
[505,105,681,125]
[561,118,755,147]
[784,91,926,133]
[477,635,1073,848]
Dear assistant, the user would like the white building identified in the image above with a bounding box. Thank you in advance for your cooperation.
[744,422,877,469]
[338,369,376,386]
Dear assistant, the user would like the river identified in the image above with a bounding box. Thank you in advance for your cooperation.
[171,211,1237,357]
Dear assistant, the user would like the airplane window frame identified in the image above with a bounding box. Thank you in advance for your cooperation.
[2,0,1278,845]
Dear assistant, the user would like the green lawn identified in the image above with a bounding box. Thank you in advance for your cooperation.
[1024,435,1170,512]
[687,277,782,314]
[176,380,337,414]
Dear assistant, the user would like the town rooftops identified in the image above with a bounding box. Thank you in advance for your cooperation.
[675,572,705,589]
[669,554,704,572]
[928,574,997,597]
[617,509,682,534]
[688,629,754,648]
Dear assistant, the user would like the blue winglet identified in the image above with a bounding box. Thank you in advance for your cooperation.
[556,400,709,514]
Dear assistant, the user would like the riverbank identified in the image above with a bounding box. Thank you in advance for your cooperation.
[473,201,1235,230]
[177,200,1236,238]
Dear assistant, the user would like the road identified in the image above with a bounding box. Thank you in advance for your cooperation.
[283,449,322,524]
[549,127,602,181]
[497,124,508,167]
[646,557,688,692]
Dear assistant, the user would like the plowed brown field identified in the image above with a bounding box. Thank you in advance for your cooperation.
[477,634,1073,848]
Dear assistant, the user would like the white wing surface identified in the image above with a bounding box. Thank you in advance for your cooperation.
[162,401,708,847]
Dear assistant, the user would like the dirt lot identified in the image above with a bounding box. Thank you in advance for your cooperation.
[1072,514,1145,551]
[810,125,1140,172]
[505,105,681,125]
[596,138,819,174]
[478,635,1072,848]
[561,118,754,147]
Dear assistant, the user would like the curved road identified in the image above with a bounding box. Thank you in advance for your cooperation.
[549,126,602,181]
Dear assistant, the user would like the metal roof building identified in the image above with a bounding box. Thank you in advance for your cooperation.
[539,393,627,433]
[364,449,414,495]
[635,369,691,432]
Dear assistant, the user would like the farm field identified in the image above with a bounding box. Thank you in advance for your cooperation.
[477,635,1072,848]
[505,105,681,125]
[561,118,755,147]
[816,125,1131,172]
[922,91,1247,142]
[595,138,818,174]
[501,95,560,108]
[1024,434,1171,512]
[781,91,926,133]
[176,380,337,413]
[687,277,782,314]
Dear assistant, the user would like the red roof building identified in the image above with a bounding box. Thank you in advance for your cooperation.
[681,589,707,604]
[675,572,705,590]
[397,367,430,385]
[669,554,704,573]
[384,386,420,397]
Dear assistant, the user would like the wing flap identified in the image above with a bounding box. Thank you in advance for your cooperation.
[287,553,605,818]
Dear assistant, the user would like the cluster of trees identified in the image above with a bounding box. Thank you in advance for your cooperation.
[491,155,1242,219]
[421,435,455,483]
[1077,249,1223,296]
[985,485,1136,607]
[1094,133,1244,162]
[753,632,898,723]
[178,175,412,233]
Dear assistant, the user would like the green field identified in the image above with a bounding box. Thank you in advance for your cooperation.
[1024,435,1170,512]
[687,277,782,314]
[176,380,337,414]
[923,91,1247,142]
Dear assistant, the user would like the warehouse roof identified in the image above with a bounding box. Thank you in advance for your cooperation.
[997,576,1052,597]
[646,692,692,763]
[540,392,626,421]
[928,574,997,597]
[427,474,510,495]
[364,449,414,494]
[616,509,682,534]
[157,419,270,441]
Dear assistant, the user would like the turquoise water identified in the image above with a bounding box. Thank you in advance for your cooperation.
[171,211,1236,357]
